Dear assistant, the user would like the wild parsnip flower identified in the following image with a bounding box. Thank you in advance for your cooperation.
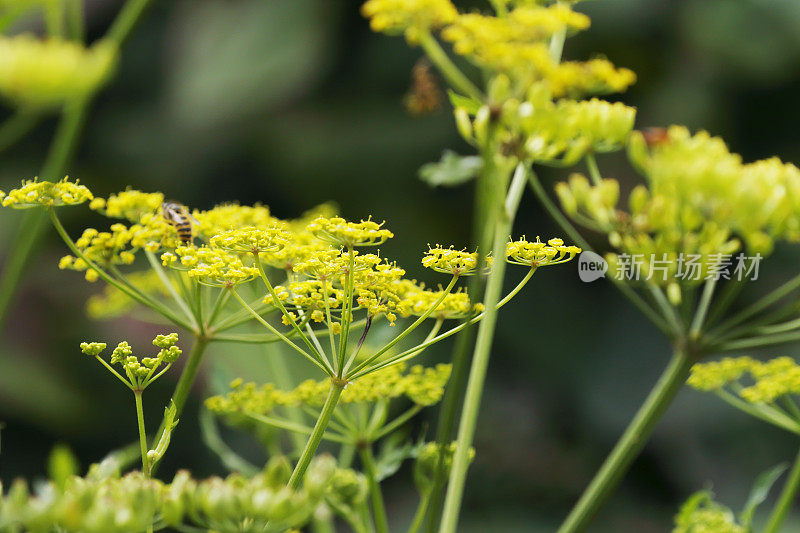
[422,245,486,276]
[0,457,342,533]
[210,225,291,255]
[307,216,393,247]
[361,0,458,43]
[59,225,135,281]
[414,441,474,493]
[90,189,164,222]
[687,356,800,405]
[1,177,93,208]
[81,333,181,384]
[549,59,636,98]
[0,35,117,109]
[207,363,452,418]
[193,203,281,238]
[673,491,745,533]
[442,6,589,75]
[395,282,482,320]
[162,246,259,287]
[264,280,346,322]
[557,125,800,290]
[505,236,581,267]
[293,249,381,281]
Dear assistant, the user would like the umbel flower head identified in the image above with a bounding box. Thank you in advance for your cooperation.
[206,363,452,418]
[688,356,800,405]
[1,177,93,208]
[556,125,800,290]
[361,0,458,43]
[80,333,181,390]
[210,225,291,255]
[90,189,164,222]
[162,246,259,287]
[506,236,581,267]
[0,35,117,109]
[307,216,394,247]
[422,245,487,276]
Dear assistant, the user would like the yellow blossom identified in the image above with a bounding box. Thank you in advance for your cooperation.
[0,35,116,109]
[505,236,581,267]
[361,0,458,43]
[308,216,393,248]
[90,189,164,222]
[1,177,93,208]
[422,245,486,276]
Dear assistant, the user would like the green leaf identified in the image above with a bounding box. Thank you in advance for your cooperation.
[675,490,712,526]
[740,462,788,528]
[375,431,416,482]
[419,150,483,188]
[447,90,482,114]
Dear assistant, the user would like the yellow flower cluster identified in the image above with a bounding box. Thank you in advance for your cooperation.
[442,6,588,75]
[206,363,452,418]
[90,189,164,222]
[673,491,745,533]
[210,225,291,255]
[307,216,394,248]
[456,82,636,165]
[557,126,800,289]
[1,177,93,208]
[193,203,279,238]
[80,333,181,381]
[688,356,800,404]
[162,246,259,287]
[361,0,458,43]
[506,236,581,267]
[422,246,486,276]
[395,282,482,320]
[59,225,136,281]
[265,280,346,323]
[0,35,116,109]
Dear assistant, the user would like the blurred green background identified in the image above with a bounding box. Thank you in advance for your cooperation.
[2,0,800,531]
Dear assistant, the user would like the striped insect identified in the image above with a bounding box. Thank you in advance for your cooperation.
[162,201,198,245]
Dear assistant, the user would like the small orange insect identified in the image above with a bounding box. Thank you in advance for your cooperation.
[404,58,442,116]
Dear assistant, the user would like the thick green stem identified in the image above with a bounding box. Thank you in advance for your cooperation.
[439,195,513,533]
[764,446,800,533]
[150,336,209,453]
[134,390,150,476]
[423,152,505,533]
[556,347,695,533]
[360,445,390,533]
[288,380,345,489]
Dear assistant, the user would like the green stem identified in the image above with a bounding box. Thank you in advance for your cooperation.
[106,0,153,46]
[424,154,506,533]
[134,390,150,476]
[360,445,390,533]
[288,380,345,489]
[230,288,331,375]
[709,272,800,341]
[764,446,800,533]
[418,32,483,101]
[439,188,513,533]
[346,275,458,378]
[585,154,602,186]
[150,336,209,456]
[556,347,695,533]
[408,490,431,533]
[48,209,193,329]
[526,169,673,336]
[689,279,717,340]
